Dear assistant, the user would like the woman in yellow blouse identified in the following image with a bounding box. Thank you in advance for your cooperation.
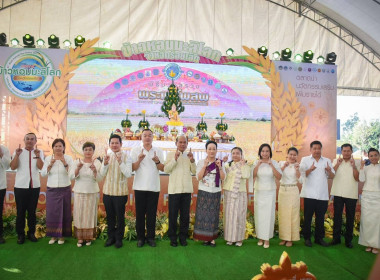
[223,147,250,247]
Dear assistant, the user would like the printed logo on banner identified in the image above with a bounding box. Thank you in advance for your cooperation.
[2,49,60,99]
[163,63,182,80]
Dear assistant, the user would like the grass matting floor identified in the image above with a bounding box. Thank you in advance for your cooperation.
[0,236,377,280]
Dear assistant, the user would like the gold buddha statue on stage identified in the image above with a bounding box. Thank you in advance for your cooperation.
[166,104,183,126]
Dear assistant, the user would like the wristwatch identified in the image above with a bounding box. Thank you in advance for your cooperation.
[155,160,160,165]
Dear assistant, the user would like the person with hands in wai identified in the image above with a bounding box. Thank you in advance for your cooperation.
[358,148,380,255]
[131,129,164,248]
[100,134,132,249]
[164,135,196,247]
[10,133,44,245]
[278,147,302,247]
[223,147,250,247]
[253,143,282,249]
[0,142,11,244]
[193,140,225,247]
[41,138,73,245]
[70,142,103,247]
[330,144,360,248]
[299,140,334,248]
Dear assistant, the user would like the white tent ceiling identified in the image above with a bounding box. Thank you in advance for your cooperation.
[0,0,379,96]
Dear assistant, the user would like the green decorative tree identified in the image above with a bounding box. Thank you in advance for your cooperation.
[197,113,208,131]
[161,81,185,118]
[138,110,150,129]
[121,109,132,128]
[215,113,228,132]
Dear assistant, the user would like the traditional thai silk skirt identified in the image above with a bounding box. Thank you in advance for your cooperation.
[193,190,221,241]
[223,190,247,242]
[73,192,98,240]
[278,184,300,241]
[359,191,380,248]
[254,189,276,240]
[46,186,72,237]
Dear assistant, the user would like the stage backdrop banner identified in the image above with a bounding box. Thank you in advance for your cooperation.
[1,41,338,212]
[272,61,337,160]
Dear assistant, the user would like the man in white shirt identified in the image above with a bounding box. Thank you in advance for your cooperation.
[0,144,11,244]
[330,143,359,248]
[10,133,44,244]
[131,129,164,247]
[100,134,132,249]
[300,140,334,247]
[164,135,196,247]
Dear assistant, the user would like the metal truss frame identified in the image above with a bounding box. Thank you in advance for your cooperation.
[0,0,27,11]
[267,0,380,72]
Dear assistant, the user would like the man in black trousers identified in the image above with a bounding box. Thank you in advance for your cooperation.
[131,129,164,248]
[10,133,44,244]
[300,140,335,247]
[100,134,132,249]
[330,143,359,248]
[164,135,196,247]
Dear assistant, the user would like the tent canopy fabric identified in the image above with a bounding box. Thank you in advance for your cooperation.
[0,0,379,95]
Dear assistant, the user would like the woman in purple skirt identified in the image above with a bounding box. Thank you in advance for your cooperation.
[41,138,73,245]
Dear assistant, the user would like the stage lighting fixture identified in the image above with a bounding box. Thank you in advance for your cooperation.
[63,40,72,48]
[103,41,112,49]
[226,48,234,56]
[11,38,19,47]
[280,48,292,61]
[317,55,324,64]
[0,33,9,46]
[258,46,268,57]
[272,51,280,60]
[74,35,85,47]
[23,34,35,48]
[36,39,45,48]
[294,54,302,63]
[325,52,337,65]
[48,34,60,48]
[302,50,314,63]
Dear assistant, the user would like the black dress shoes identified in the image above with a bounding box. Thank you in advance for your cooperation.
[17,235,25,245]
[170,240,178,247]
[28,234,38,242]
[304,239,312,247]
[137,239,145,248]
[315,239,330,247]
[180,239,188,246]
[330,239,341,246]
[104,238,115,247]
[345,242,353,249]
[147,239,156,247]
[115,240,123,249]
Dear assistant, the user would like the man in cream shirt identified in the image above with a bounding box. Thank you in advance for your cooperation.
[330,143,359,248]
[0,144,11,244]
[100,134,132,249]
[164,135,196,247]
[300,140,334,247]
